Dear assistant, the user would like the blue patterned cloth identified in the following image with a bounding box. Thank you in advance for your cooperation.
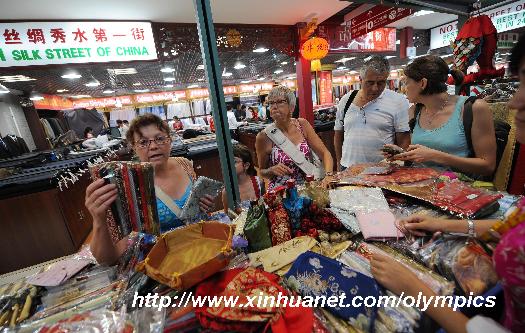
[156,180,192,232]
[284,251,380,331]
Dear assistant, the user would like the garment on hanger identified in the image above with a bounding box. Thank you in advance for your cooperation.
[3,135,29,157]
[64,108,105,138]
[167,103,191,118]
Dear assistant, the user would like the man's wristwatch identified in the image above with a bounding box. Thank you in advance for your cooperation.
[325,171,334,176]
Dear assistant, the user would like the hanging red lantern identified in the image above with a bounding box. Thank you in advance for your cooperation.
[300,37,329,72]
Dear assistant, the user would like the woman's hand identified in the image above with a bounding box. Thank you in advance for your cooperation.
[382,144,405,159]
[320,175,336,188]
[397,215,448,237]
[270,163,293,177]
[394,144,442,163]
[199,194,215,213]
[85,179,118,226]
[371,253,427,297]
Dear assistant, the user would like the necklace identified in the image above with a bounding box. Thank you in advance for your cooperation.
[424,95,450,127]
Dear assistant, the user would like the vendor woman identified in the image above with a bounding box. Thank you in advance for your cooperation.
[386,55,497,177]
[85,113,215,265]
[372,35,525,333]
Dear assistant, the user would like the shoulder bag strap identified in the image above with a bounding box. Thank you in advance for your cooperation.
[250,176,261,199]
[342,90,359,121]
[462,96,477,156]
[264,124,316,176]
[409,103,424,132]
[154,185,183,218]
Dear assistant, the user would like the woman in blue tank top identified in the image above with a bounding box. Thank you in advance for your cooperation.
[387,55,496,177]
[85,114,216,265]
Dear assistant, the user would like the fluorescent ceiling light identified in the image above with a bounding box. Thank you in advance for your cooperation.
[160,67,175,73]
[241,80,251,84]
[396,40,401,45]
[364,56,373,61]
[133,82,142,86]
[257,77,265,81]
[197,64,204,70]
[253,47,269,53]
[71,95,91,99]
[164,84,174,88]
[335,57,355,63]
[0,84,10,94]
[337,66,347,70]
[198,78,205,81]
[108,68,137,75]
[234,63,246,69]
[349,70,358,74]
[274,69,284,74]
[413,10,434,17]
[0,75,36,83]
[281,61,288,65]
[385,56,396,59]
[57,89,69,93]
[164,77,176,82]
[61,73,82,79]
[103,89,115,94]
[222,72,233,77]
[187,84,199,88]
[134,89,149,93]
[85,81,100,87]
[29,92,44,101]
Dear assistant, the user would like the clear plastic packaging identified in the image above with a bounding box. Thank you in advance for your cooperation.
[329,187,389,214]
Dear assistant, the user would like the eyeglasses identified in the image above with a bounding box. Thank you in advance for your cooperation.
[134,136,171,149]
[268,99,288,107]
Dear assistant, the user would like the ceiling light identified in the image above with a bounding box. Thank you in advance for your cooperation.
[335,57,356,63]
[103,89,115,94]
[413,10,434,17]
[364,56,373,62]
[133,82,142,86]
[234,63,246,70]
[337,66,347,70]
[287,77,295,80]
[164,84,174,88]
[85,79,100,87]
[274,69,284,74]
[187,84,199,88]
[71,94,91,99]
[396,40,401,45]
[160,67,175,73]
[241,80,251,84]
[349,70,358,74]
[385,56,396,59]
[108,68,137,75]
[197,64,204,70]
[134,89,149,93]
[0,75,36,82]
[198,78,205,81]
[281,61,288,65]
[222,72,233,77]
[257,77,265,81]
[29,91,44,101]
[61,71,82,79]
[0,84,10,94]
[164,77,176,82]
[57,89,69,93]
[253,47,269,53]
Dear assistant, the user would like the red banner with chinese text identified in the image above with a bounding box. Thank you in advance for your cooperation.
[349,6,413,39]
[318,71,333,105]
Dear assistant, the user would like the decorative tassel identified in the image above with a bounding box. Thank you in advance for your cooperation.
[310,59,321,72]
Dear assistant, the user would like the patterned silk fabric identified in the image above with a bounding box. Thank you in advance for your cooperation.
[194,267,314,333]
[265,189,292,246]
[284,251,380,332]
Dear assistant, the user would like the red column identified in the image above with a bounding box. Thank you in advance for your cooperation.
[399,27,414,59]
[295,23,314,125]
[509,144,525,194]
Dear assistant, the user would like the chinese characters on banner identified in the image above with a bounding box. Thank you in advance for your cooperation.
[318,71,333,105]
[322,26,397,53]
[0,22,156,67]
[349,6,413,39]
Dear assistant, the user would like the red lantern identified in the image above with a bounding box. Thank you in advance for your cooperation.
[300,37,329,71]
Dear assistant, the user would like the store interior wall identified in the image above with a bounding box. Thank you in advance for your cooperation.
[0,95,36,151]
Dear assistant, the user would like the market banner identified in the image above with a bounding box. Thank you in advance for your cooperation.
[321,25,397,53]
[348,6,413,39]
[430,0,525,49]
[33,94,73,110]
[318,71,333,105]
[0,21,157,67]
[71,96,133,109]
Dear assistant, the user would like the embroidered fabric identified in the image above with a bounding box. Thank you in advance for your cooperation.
[284,251,380,331]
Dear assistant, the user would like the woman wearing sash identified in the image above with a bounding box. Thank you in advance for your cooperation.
[85,113,215,265]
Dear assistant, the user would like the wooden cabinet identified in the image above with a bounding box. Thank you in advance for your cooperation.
[0,174,92,274]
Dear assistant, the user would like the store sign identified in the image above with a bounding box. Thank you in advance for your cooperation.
[430,0,525,49]
[72,96,133,109]
[223,86,237,95]
[498,32,520,48]
[135,91,186,103]
[332,75,360,84]
[238,83,273,94]
[349,5,413,39]
[329,27,396,52]
[0,21,157,67]
[318,71,333,105]
[34,94,73,110]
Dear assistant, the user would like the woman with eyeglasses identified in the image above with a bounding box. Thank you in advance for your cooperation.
[255,85,334,189]
[85,113,215,265]
[385,55,497,177]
